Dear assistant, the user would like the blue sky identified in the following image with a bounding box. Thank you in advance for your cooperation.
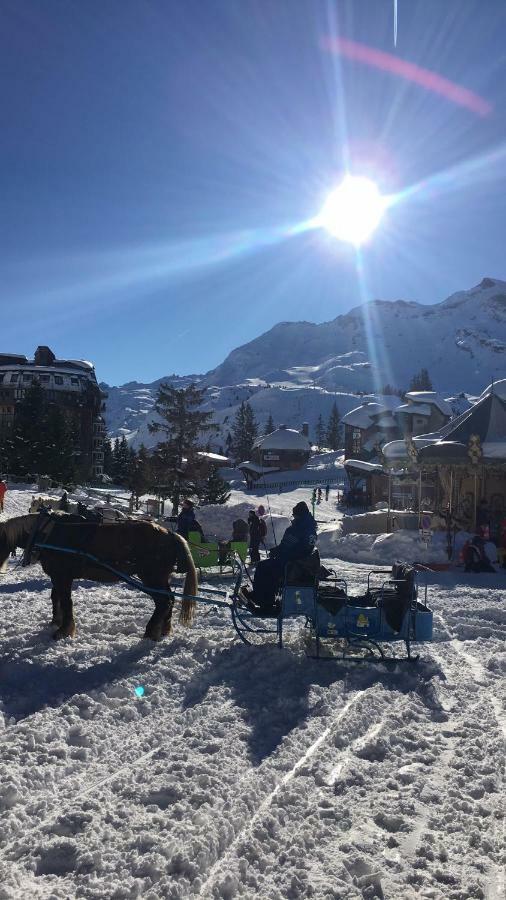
[1,0,506,385]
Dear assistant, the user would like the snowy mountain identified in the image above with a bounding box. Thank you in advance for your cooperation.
[204,277,506,393]
[102,278,505,447]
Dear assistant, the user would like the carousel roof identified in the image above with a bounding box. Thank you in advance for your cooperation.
[418,392,506,463]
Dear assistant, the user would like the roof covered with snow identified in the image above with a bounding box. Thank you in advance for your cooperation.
[404,392,452,416]
[344,459,385,474]
[479,378,506,402]
[418,393,506,462]
[254,425,311,451]
[396,403,432,417]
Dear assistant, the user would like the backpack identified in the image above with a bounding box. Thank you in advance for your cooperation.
[259,518,267,539]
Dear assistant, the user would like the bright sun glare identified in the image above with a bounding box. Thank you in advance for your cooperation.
[318,175,386,246]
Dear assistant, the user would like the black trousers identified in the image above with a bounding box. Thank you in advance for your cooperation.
[252,557,284,610]
[249,539,261,563]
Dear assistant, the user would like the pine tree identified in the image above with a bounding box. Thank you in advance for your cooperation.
[103,439,114,477]
[264,413,275,435]
[43,404,78,483]
[230,401,258,461]
[112,436,131,485]
[197,465,231,505]
[148,383,217,513]
[8,380,47,475]
[127,444,151,507]
[315,414,325,450]
[326,402,341,451]
[409,368,433,391]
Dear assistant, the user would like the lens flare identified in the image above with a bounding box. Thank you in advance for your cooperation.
[317,175,386,246]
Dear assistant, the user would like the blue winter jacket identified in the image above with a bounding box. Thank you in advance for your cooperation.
[177,509,205,541]
[271,511,317,563]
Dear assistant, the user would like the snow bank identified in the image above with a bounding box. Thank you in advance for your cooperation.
[341,509,419,535]
[321,527,498,566]
[195,502,289,546]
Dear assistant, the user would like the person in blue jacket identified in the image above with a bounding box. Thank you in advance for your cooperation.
[177,499,206,542]
[241,501,317,613]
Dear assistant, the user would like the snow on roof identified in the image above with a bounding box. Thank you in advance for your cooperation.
[237,462,280,474]
[375,414,397,428]
[396,403,432,417]
[404,392,452,416]
[344,459,385,474]
[254,426,311,451]
[382,434,441,460]
[197,451,231,463]
[341,401,399,429]
[479,378,506,402]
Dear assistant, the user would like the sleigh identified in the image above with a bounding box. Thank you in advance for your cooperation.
[231,558,433,662]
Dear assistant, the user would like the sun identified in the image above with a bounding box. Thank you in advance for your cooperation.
[318,175,386,246]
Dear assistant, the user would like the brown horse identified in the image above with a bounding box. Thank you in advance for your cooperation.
[0,513,198,640]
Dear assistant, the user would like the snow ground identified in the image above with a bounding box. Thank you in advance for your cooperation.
[0,488,504,899]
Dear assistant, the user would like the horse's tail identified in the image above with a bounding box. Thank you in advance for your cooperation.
[173,532,198,626]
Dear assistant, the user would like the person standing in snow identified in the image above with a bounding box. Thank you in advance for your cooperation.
[325,484,330,502]
[177,499,206,542]
[248,509,262,564]
[0,479,6,513]
[240,501,317,613]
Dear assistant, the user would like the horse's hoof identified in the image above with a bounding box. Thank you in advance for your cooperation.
[143,629,161,642]
[53,623,76,640]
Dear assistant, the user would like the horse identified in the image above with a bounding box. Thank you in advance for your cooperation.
[0,512,198,641]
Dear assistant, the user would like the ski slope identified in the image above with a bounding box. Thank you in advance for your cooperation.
[0,489,504,899]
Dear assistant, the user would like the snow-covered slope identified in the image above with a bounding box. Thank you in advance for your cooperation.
[204,277,506,393]
[102,374,200,440]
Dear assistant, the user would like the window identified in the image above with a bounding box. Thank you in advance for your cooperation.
[71,377,79,385]
[10,374,19,383]
[40,374,50,383]
[23,373,32,382]
[54,376,64,385]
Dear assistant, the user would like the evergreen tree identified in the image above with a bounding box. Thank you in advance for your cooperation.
[148,383,217,513]
[315,414,325,450]
[197,465,231,505]
[127,444,151,507]
[264,413,275,435]
[409,368,433,391]
[230,401,258,461]
[112,435,131,485]
[382,384,403,397]
[102,439,114,478]
[43,404,78,483]
[326,402,341,451]
[8,380,47,475]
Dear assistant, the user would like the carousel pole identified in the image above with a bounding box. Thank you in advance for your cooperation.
[473,471,478,532]
[387,471,392,532]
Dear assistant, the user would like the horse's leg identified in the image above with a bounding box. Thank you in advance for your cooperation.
[141,574,170,641]
[53,575,76,640]
[161,593,175,637]
[50,581,62,627]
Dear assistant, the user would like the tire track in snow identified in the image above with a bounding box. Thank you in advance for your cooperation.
[430,613,505,899]
[198,686,368,897]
